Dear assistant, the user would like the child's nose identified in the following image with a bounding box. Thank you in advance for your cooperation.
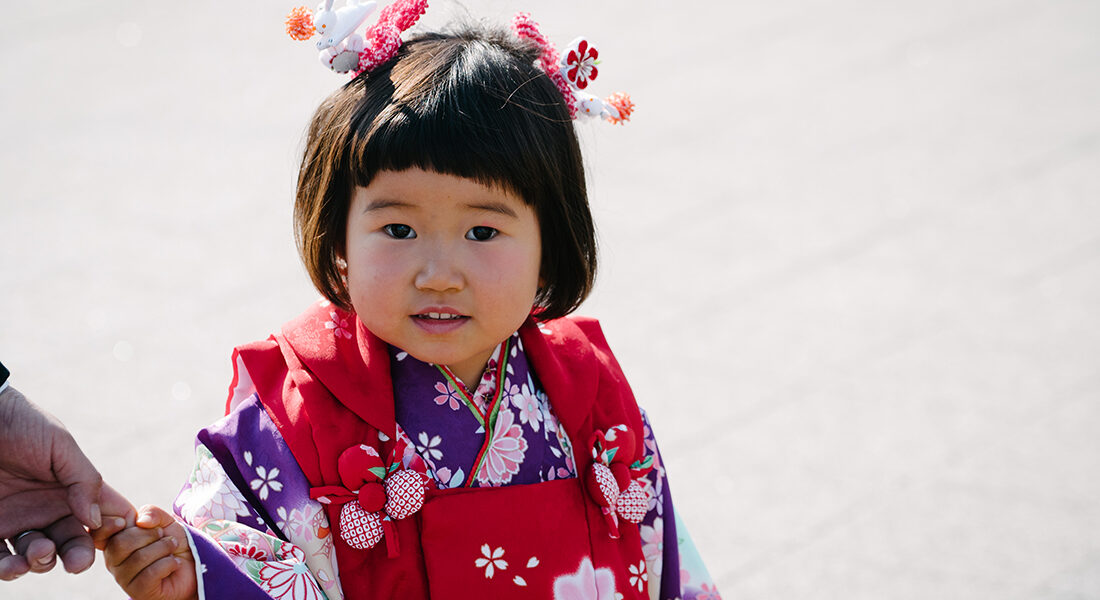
[413,249,464,293]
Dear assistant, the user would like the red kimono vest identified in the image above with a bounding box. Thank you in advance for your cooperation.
[231,302,651,599]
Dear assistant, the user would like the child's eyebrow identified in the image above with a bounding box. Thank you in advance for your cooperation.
[363,199,414,212]
[466,202,518,218]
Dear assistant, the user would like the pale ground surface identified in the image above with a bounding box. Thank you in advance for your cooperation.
[2,0,1098,598]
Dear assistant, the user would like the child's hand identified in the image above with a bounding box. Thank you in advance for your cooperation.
[103,505,197,600]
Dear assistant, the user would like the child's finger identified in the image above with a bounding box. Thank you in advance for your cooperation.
[128,555,183,600]
[111,535,178,588]
[104,525,164,568]
[42,515,96,574]
[90,516,130,550]
[134,504,176,530]
[11,531,56,574]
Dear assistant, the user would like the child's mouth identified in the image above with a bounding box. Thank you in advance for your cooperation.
[411,311,470,333]
[414,312,467,321]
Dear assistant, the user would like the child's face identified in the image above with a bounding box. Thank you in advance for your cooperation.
[344,168,542,384]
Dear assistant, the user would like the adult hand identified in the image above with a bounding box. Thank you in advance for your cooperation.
[0,385,128,579]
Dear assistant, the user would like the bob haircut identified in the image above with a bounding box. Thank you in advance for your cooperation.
[294,24,597,322]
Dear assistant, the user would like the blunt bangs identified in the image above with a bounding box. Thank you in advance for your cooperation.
[348,31,575,203]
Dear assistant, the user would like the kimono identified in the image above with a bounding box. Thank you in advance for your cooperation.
[173,299,721,600]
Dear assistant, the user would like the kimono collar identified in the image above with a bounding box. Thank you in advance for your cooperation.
[278,300,606,440]
[280,301,396,434]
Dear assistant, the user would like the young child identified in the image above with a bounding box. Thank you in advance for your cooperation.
[95,3,719,599]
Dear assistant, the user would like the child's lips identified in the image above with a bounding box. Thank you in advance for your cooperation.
[411,310,470,333]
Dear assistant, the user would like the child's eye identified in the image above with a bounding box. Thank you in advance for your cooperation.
[383,224,416,239]
[465,226,498,241]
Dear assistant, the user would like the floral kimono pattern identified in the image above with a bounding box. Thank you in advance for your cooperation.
[173,328,719,600]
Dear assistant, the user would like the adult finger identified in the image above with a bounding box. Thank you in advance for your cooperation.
[12,530,56,574]
[99,484,137,527]
[90,483,137,551]
[0,542,29,581]
[42,516,95,574]
[50,428,104,530]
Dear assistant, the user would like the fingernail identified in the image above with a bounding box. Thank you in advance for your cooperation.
[174,557,182,565]
[167,536,178,548]
[36,556,52,566]
[90,504,102,529]
[156,527,164,538]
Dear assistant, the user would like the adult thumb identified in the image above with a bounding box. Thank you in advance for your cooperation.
[52,430,104,530]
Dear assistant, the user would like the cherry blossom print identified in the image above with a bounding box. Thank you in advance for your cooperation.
[251,464,284,501]
[276,505,318,540]
[323,311,353,339]
[393,424,430,474]
[435,466,466,489]
[552,557,618,600]
[476,409,529,486]
[416,432,444,460]
[628,560,647,592]
[177,445,254,523]
[697,583,723,600]
[475,544,508,579]
[433,380,463,411]
[509,379,543,432]
[640,517,664,577]
[257,560,326,600]
[561,37,599,90]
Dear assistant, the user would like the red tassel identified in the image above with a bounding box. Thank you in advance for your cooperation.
[602,506,621,539]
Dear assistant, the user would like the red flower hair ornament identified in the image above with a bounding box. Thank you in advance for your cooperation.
[511,13,635,124]
[309,444,433,557]
[285,0,428,75]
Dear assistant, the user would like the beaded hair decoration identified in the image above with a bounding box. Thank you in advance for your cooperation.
[511,12,634,125]
[285,0,428,75]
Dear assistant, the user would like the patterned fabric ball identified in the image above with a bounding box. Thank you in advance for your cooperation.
[385,470,428,520]
[339,502,384,550]
[587,462,620,508]
[616,479,649,524]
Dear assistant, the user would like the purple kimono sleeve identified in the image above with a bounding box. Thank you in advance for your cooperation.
[173,395,341,600]
[639,410,721,600]
[182,525,278,600]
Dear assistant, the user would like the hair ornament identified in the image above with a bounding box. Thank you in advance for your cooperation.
[285,0,428,75]
[510,13,634,125]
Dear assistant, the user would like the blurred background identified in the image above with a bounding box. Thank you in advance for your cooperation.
[2,0,1098,597]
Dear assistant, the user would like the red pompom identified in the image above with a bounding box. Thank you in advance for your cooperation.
[338,444,385,491]
[357,482,386,513]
